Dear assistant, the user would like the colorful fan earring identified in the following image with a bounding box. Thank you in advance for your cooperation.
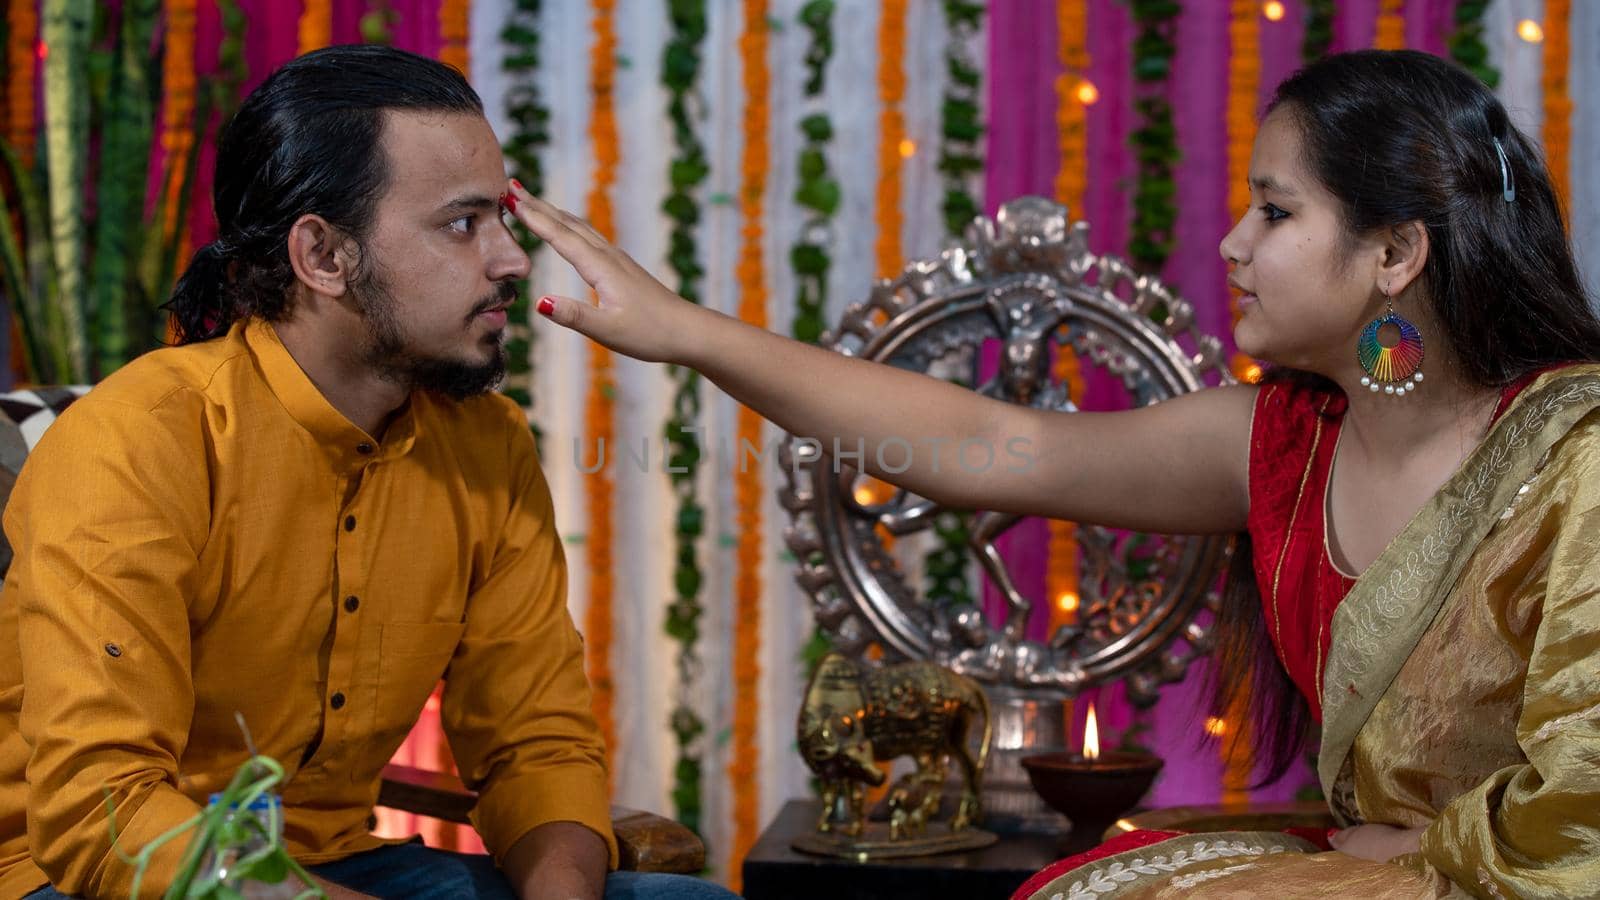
[1357,287,1424,396]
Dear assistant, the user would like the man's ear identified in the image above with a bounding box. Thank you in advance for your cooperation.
[285,214,357,300]
[1377,219,1429,298]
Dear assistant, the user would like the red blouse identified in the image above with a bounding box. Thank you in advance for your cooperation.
[1247,371,1557,721]
[1247,382,1354,722]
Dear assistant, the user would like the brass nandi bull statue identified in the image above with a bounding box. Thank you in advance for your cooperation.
[796,653,991,850]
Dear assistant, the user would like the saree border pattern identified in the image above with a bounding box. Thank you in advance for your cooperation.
[1318,366,1600,816]
[1025,831,1319,899]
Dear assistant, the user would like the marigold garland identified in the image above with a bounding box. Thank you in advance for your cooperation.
[1226,0,1259,381]
[728,0,769,889]
[1220,0,1263,800]
[296,0,331,56]
[438,0,470,75]
[874,0,907,280]
[1053,0,1088,219]
[584,0,619,789]
[5,0,36,164]
[1047,0,1088,638]
[1542,0,1571,219]
[729,0,769,872]
[160,0,197,255]
[1373,0,1405,50]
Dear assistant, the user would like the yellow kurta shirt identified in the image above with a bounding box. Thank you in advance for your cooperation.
[0,319,614,898]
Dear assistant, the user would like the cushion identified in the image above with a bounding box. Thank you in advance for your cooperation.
[0,386,91,574]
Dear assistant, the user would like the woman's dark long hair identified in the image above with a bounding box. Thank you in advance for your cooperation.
[166,45,482,344]
[1210,50,1600,785]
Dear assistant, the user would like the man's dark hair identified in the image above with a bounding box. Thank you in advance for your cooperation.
[166,45,483,344]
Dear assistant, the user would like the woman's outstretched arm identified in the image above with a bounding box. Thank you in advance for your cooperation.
[511,184,1256,535]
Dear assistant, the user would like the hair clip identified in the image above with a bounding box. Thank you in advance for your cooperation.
[1492,137,1515,203]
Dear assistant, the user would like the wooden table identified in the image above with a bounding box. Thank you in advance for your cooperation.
[741,799,1076,900]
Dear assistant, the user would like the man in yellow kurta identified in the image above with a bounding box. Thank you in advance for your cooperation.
[0,46,722,900]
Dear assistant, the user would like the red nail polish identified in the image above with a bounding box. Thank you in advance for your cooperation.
[503,191,518,214]
[511,178,524,193]
[537,296,555,317]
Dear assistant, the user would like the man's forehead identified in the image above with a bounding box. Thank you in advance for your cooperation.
[378,109,503,207]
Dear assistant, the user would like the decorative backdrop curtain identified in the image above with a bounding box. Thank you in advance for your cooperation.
[4,0,1598,887]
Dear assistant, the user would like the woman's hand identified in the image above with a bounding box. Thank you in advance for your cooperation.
[1328,823,1427,862]
[506,180,709,365]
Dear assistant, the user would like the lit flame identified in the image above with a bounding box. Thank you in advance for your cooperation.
[853,486,878,505]
[1205,716,1228,737]
[1262,1,1286,22]
[1242,363,1263,384]
[1084,702,1101,760]
[1075,80,1100,106]
[899,138,917,159]
[1056,591,1079,614]
[1517,19,1544,43]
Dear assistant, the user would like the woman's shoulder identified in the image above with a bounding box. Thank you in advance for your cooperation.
[1251,374,1346,453]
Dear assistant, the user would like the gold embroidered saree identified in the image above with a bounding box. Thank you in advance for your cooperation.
[1021,367,1600,899]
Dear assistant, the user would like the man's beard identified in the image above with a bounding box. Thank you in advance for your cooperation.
[354,275,512,402]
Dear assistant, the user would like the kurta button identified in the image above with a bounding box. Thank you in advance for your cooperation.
[356,442,374,455]
[330,692,346,710]
[104,643,122,658]
[344,515,356,531]
[344,595,360,613]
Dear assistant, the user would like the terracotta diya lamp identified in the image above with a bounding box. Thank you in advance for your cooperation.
[1020,702,1164,849]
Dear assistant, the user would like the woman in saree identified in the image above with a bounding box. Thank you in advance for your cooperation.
[507,50,1600,897]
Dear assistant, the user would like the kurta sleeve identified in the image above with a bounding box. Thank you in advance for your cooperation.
[1421,447,1600,897]
[438,398,617,868]
[9,393,210,896]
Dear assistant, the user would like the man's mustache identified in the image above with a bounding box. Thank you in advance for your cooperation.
[469,281,519,319]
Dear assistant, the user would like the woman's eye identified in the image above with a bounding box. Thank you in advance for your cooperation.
[1260,204,1289,223]
[446,216,474,234]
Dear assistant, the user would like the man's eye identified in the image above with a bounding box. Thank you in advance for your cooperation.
[1260,204,1289,223]
[446,216,474,234]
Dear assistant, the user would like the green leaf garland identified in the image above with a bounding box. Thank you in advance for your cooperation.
[1301,0,1334,62]
[500,0,549,444]
[1448,1,1499,88]
[1125,0,1180,274]
[925,0,985,613]
[661,0,710,838]
[794,0,839,686]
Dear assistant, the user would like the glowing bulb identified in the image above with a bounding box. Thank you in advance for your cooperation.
[1204,716,1228,737]
[1262,1,1286,22]
[1084,702,1101,760]
[1056,591,1080,614]
[1075,80,1100,106]
[1517,19,1544,43]
[898,138,917,159]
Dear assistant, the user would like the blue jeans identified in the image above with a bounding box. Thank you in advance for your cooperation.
[25,841,741,900]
